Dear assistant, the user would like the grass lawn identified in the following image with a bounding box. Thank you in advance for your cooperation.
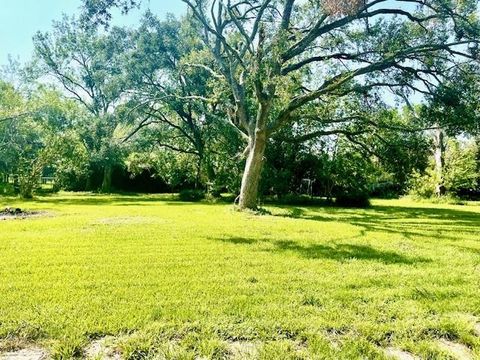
[0,193,480,359]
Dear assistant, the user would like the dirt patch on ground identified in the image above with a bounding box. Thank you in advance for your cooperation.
[385,347,419,360]
[84,337,120,360]
[227,341,258,359]
[0,348,48,360]
[438,339,473,360]
[474,323,480,337]
[0,208,46,221]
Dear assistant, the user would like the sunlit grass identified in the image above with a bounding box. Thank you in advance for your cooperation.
[0,193,479,359]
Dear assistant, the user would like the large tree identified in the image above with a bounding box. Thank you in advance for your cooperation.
[124,13,218,187]
[33,17,133,192]
[84,0,479,208]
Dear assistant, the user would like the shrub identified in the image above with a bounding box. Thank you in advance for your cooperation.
[444,140,478,193]
[0,183,15,196]
[335,192,371,208]
[178,189,205,202]
[407,169,437,199]
[407,140,478,199]
[369,181,401,199]
[206,184,223,199]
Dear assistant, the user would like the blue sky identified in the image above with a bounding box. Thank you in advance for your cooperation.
[0,0,186,67]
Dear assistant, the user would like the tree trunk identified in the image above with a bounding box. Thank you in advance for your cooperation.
[101,164,113,193]
[433,125,446,196]
[12,175,20,194]
[195,155,202,190]
[238,131,267,210]
[85,176,93,191]
[20,182,34,199]
[19,173,36,199]
[476,136,480,165]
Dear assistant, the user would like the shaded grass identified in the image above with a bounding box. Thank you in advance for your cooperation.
[0,193,479,358]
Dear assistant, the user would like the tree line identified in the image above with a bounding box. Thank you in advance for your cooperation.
[1,0,480,208]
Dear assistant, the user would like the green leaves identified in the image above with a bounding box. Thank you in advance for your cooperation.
[0,81,84,197]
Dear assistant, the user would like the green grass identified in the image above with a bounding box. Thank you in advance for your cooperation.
[1,193,480,359]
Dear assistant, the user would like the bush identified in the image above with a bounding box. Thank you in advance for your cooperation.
[407,169,437,199]
[206,184,223,199]
[178,189,206,202]
[444,140,478,194]
[335,192,371,208]
[0,183,15,196]
[369,181,401,199]
[407,140,478,199]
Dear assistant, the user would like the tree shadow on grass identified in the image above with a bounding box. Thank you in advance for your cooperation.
[453,245,480,255]
[281,204,480,224]
[277,205,480,241]
[216,237,429,265]
[221,237,259,245]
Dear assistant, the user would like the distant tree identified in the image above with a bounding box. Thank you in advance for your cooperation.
[124,13,218,187]
[417,64,480,195]
[0,80,26,188]
[444,139,478,194]
[263,105,430,199]
[0,81,84,197]
[33,17,135,192]
[408,138,478,198]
